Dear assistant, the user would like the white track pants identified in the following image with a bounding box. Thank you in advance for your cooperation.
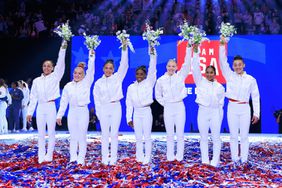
[164,101,186,161]
[21,106,28,130]
[67,106,89,164]
[227,102,251,162]
[197,105,223,166]
[36,102,56,162]
[0,102,8,134]
[100,102,121,164]
[133,106,152,162]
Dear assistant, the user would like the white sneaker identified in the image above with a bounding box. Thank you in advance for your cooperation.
[22,128,27,132]
[15,130,20,133]
[77,159,85,166]
[70,157,77,163]
[167,156,175,162]
[44,154,53,162]
[210,160,219,167]
[142,158,150,165]
[29,127,34,131]
[109,159,117,165]
[136,157,144,163]
[176,156,183,162]
[38,158,44,164]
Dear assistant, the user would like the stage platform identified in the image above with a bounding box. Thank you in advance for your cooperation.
[0,132,282,187]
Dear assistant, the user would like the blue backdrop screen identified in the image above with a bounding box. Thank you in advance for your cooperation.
[71,35,282,133]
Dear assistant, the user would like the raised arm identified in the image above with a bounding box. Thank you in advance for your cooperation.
[219,44,233,80]
[191,48,202,86]
[27,80,38,116]
[147,48,157,86]
[155,79,164,106]
[84,50,96,86]
[53,41,67,81]
[178,46,192,82]
[56,86,69,119]
[116,47,129,82]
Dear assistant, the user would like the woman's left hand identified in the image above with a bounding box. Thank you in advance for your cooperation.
[251,116,259,124]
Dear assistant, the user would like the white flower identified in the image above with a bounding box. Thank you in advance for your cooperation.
[142,22,163,55]
[83,33,101,50]
[116,30,135,52]
[219,22,237,39]
[178,20,208,46]
[54,21,73,41]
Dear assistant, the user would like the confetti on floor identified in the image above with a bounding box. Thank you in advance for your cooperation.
[0,134,282,187]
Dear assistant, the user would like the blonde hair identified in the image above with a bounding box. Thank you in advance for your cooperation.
[75,62,86,76]
[167,58,177,65]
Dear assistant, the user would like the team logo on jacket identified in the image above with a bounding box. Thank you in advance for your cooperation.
[177,41,226,84]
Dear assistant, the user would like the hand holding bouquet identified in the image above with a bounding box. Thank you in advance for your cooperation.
[116,30,135,52]
[142,22,163,55]
[219,22,237,45]
[83,33,101,51]
[54,21,73,44]
[178,20,208,53]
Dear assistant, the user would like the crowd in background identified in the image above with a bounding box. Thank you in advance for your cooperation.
[0,0,281,39]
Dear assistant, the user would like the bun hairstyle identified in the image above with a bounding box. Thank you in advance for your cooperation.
[206,65,216,73]
[77,62,86,69]
[19,80,28,88]
[104,59,115,68]
[167,58,177,64]
[75,62,86,77]
[43,60,54,67]
[233,55,244,62]
[136,65,147,74]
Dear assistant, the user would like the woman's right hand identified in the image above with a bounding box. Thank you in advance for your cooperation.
[128,121,134,129]
[220,36,227,45]
[56,118,62,126]
[27,115,32,123]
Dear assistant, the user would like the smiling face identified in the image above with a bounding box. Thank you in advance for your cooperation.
[136,69,146,82]
[205,66,216,82]
[103,62,114,77]
[42,61,54,76]
[166,59,177,76]
[233,59,245,75]
[73,67,85,82]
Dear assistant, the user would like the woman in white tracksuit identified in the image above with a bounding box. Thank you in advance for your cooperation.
[0,79,9,134]
[18,81,30,131]
[27,41,67,163]
[191,45,225,167]
[219,39,260,163]
[126,47,157,165]
[56,49,95,165]
[93,46,128,165]
[155,46,191,161]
